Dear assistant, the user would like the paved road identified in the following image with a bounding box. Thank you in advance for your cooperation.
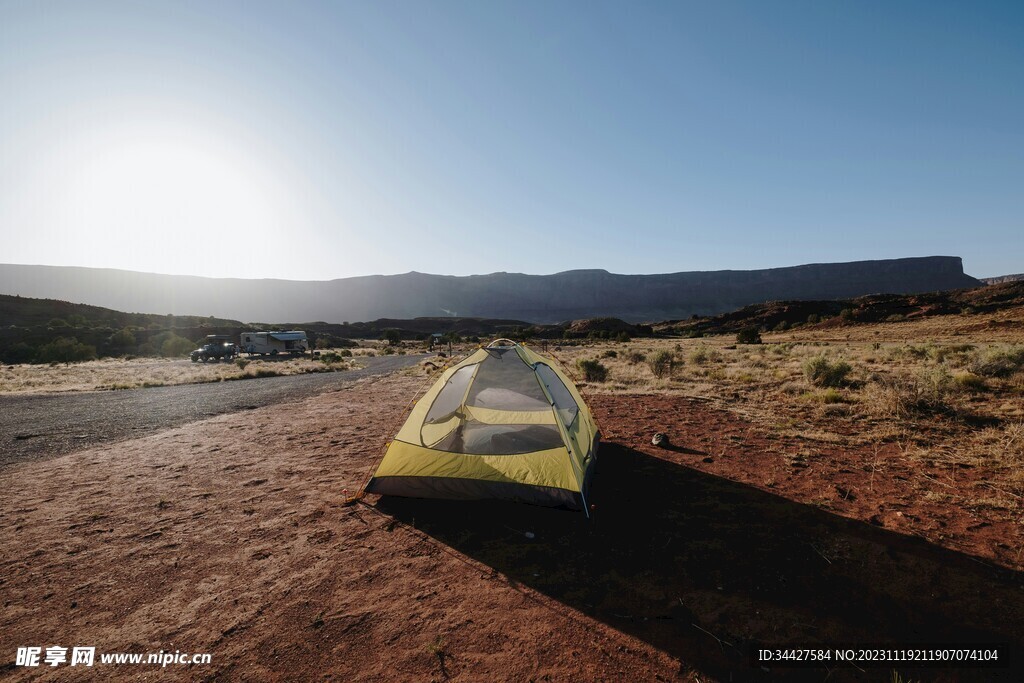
[0,354,424,469]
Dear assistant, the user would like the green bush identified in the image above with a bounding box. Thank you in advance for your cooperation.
[576,359,608,382]
[160,334,195,358]
[648,350,675,378]
[928,343,974,364]
[689,345,709,365]
[109,327,137,351]
[736,327,762,345]
[802,354,852,387]
[626,350,646,364]
[601,349,617,358]
[36,337,96,364]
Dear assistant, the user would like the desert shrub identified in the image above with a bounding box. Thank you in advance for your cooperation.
[381,346,395,355]
[601,349,618,358]
[235,358,251,370]
[803,388,844,404]
[802,354,852,387]
[868,368,959,418]
[902,344,932,360]
[953,372,987,392]
[839,308,855,321]
[806,314,820,324]
[929,343,975,364]
[626,350,646,364]
[885,314,906,322]
[780,381,804,395]
[319,352,343,364]
[773,320,789,332]
[736,327,762,345]
[251,368,280,378]
[339,349,353,357]
[689,344,710,365]
[968,345,1024,378]
[648,350,676,378]
[820,388,844,404]
[820,402,852,417]
[35,337,96,364]
[576,359,608,382]
[615,331,631,342]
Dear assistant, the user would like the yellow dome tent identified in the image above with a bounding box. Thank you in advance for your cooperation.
[365,339,599,514]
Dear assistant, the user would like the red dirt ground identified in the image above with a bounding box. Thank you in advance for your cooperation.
[1,373,1022,682]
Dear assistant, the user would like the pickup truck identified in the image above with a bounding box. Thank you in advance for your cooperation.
[190,342,239,362]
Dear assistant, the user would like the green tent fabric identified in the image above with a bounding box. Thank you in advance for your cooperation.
[365,340,599,513]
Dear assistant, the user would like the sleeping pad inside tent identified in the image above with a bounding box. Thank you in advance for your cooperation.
[365,339,599,512]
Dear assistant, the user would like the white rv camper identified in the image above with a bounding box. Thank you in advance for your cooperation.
[240,331,309,356]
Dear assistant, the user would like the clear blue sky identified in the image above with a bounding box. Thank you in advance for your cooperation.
[1,0,1021,280]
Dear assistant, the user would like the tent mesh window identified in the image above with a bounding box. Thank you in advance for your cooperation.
[424,364,477,425]
[422,348,565,456]
[535,363,579,428]
[466,348,550,410]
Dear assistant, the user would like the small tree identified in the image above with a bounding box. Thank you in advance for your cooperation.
[736,327,762,345]
[110,327,137,353]
[160,334,195,357]
[382,329,402,346]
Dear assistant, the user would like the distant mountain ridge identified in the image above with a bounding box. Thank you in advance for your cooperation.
[0,257,983,324]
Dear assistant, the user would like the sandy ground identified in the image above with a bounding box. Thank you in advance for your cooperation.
[2,371,1022,681]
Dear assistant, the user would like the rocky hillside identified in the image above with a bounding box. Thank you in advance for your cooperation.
[0,256,982,324]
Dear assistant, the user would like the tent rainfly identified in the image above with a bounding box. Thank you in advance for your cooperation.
[365,339,599,513]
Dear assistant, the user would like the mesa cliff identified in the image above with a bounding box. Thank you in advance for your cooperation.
[0,256,982,324]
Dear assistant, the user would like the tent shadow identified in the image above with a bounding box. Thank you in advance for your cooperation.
[376,442,1024,682]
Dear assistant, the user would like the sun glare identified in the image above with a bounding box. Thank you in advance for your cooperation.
[51,123,292,278]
